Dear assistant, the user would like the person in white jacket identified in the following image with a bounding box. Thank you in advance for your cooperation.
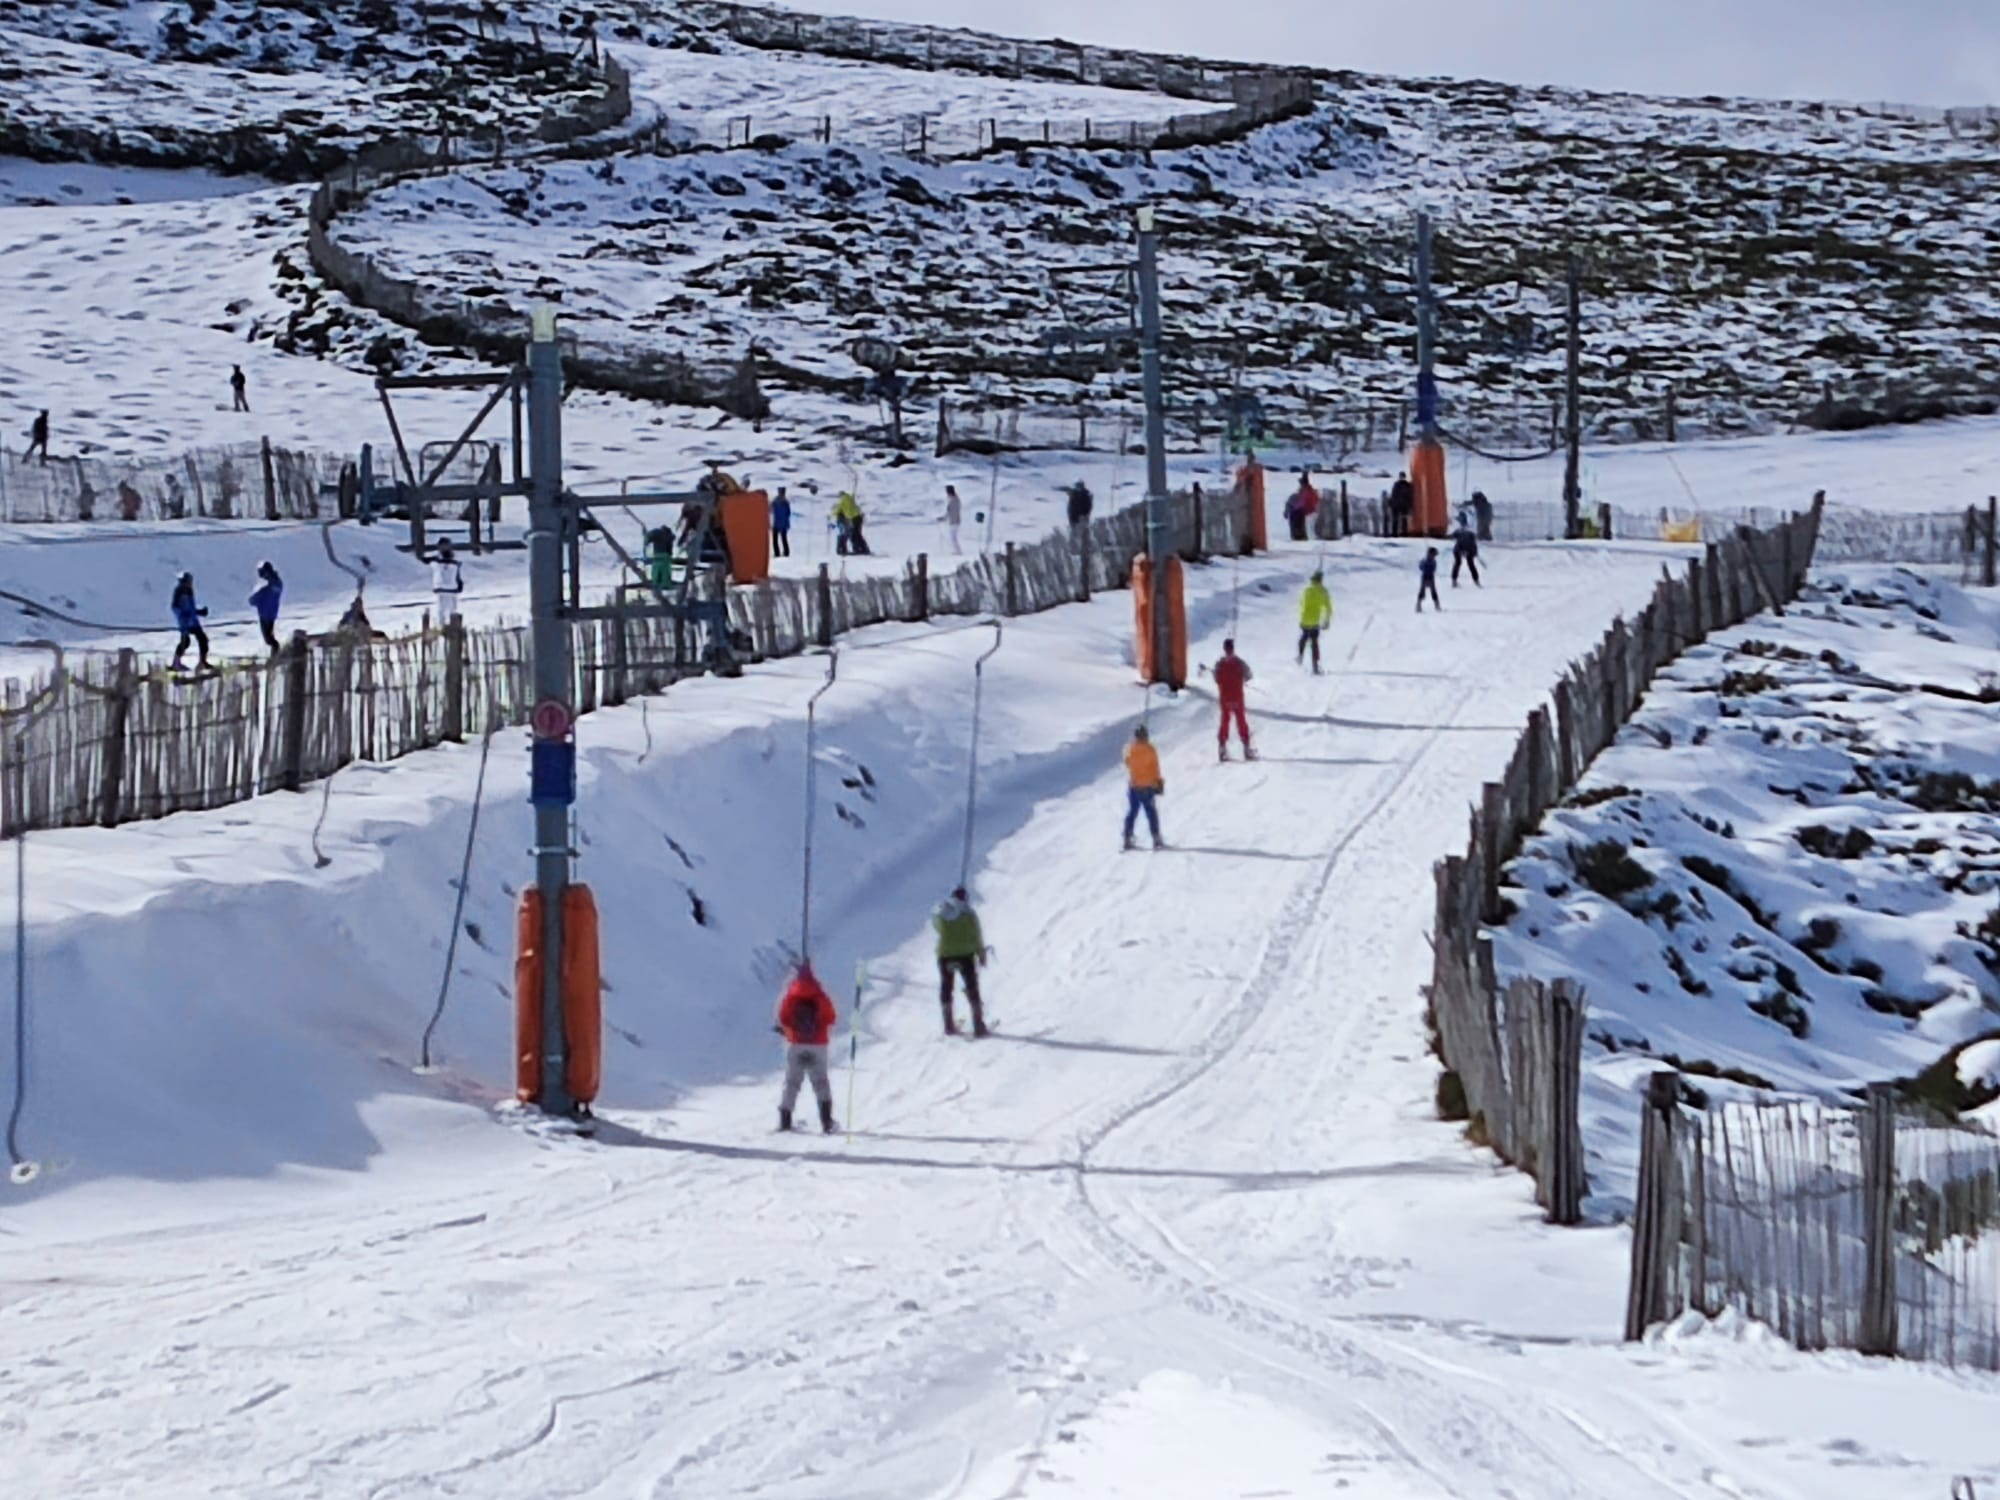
[941,484,963,553]
[431,539,464,625]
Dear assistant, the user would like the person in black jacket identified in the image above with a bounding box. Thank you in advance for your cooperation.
[1388,471,1415,537]
[1451,518,1482,587]
[1065,481,1093,529]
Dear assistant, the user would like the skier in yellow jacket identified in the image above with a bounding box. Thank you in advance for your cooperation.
[1297,571,1332,674]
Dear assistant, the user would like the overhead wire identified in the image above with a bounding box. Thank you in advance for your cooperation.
[799,650,838,960]
[419,718,499,1071]
[958,621,1003,889]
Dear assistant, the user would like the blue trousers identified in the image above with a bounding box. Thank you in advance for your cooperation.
[1124,787,1160,843]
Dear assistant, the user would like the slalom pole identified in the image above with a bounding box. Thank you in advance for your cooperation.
[958,619,1003,889]
[799,649,838,960]
[844,958,866,1143]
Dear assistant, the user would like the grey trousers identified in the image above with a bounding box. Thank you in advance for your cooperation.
[781,1044,832,1112]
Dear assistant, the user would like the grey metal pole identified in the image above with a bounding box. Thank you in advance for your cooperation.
[1563,252,1583,540]
[1414,210,1439,443]
[1136,206,1174,688]
[526,310,573,1118]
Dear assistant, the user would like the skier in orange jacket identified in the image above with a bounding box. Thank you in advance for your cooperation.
[1122,725,1164,851]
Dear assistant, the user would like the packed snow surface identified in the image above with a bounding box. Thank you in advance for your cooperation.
[3,534,1993,1497]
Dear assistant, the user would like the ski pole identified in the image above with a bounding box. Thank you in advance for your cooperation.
[844,959,866,1143]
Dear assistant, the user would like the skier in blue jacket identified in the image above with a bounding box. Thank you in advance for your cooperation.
[171,572,210,671]
[248,561,283,658]
[771,486,792,558]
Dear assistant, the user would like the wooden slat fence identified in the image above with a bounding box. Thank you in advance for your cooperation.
[0,486,1251,838]
[1627,1081,2000,1371]
[1427,497,1825,1223]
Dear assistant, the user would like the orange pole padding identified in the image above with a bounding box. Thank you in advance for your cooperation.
[1410,438,1450,538]
[1234,458,1268,552]
[513,884,604,1105]
[717,491,772,584]
[1131,553,1188,688]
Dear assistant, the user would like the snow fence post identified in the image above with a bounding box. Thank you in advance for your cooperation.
[1624,1069,1683,1341]
[1003,542,1019,616]
[816,564,833,648]
[260,436,278,521]
[96,649,136,828]
[1858,1083,1900,1357]
[1546,979,1586,1226]
[280,631,312,793]
[443,617,466,743]
[1552,676,1577,792]
[1985,496,1997,588]
[911,553,929,622]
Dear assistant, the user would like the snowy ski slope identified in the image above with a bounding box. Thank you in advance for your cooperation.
[4,536,1992,1497]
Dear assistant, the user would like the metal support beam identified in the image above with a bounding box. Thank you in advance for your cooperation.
[526,312,573,1119]
[1564,252,1583,540]
[1136,206,1175,690]
[1415,210,1439,442]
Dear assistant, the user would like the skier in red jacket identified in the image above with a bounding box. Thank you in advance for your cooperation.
[1213,638,1254,761]
[774,961,838,1134]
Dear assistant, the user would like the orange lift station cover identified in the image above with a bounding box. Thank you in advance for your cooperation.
[514,884,603,1104]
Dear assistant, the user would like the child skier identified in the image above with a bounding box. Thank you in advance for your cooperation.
[933,886,989,1037]
[1297,571,1332,673]
[170,572,209,672]
[248,560,283,658]
[1122,724,1164,851]
[774,961,838,1134]
[1418,548,1443,612]
[431,539,464,625]
[1213,638,1253,761]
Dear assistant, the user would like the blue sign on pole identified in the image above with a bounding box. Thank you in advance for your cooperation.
[1417,372,1439,431]
[530,739,576,807]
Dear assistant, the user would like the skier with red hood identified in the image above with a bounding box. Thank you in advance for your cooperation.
[774,961,838,1134]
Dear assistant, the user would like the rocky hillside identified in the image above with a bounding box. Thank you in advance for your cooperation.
[336,63,2000,445]
[0,0,621,177]
[7,0,1998,449]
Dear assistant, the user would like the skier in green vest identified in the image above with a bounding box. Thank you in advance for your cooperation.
[933,886,989,1038]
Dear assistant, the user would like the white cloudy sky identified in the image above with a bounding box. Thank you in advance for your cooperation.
[781,0,2000,106]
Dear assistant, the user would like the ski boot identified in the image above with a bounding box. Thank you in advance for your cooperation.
[941,1003,960,1037]
[819,1101,837,1135]
[1152,835,1165,851]
[1122,833,1136,852]
[971,1011,991,1040]
[778,1107,794,1133]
